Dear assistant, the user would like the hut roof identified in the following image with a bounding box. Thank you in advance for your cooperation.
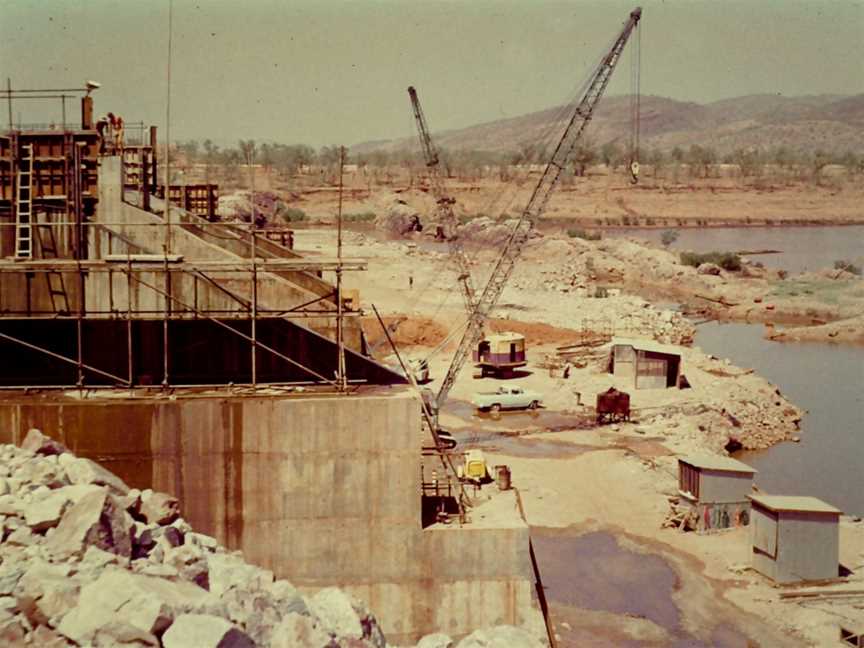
[749,494,842,515]
[611,336,681,357]
[680,455,757,474]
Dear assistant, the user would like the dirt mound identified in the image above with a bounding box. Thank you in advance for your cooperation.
[362,314,449,351]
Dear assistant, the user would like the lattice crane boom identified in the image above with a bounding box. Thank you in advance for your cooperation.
[435,7,642,409]
[407,86,478,313]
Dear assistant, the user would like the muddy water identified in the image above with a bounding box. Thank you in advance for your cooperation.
[531,528,750,647]
[444,399,593,434]
[605,225,864,273]
[695,321,864,516]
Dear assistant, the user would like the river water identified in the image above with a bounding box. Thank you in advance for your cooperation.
[605,225,864,273]
[694,317,863,517]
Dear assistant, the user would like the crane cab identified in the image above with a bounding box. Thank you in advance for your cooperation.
[473,332,526,377]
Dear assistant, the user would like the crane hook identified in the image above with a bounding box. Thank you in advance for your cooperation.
[629,160,640,185]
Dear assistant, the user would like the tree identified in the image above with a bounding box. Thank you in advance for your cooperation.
[202,139,219,185]
[571,142,597,177]
[660,229,679,247]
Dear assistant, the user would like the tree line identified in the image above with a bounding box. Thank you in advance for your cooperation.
[171,138,864,184]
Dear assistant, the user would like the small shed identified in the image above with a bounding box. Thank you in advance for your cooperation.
[609,337,681,389]
[678,455,756,533]
[474,332,526,376]
[749,494,842,584]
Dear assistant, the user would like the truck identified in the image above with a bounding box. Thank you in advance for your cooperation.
[471,385,543,413]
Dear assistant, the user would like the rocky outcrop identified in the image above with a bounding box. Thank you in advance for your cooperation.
[0,434,545,648]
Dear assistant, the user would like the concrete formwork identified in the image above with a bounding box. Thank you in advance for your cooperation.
[0,389,540,643]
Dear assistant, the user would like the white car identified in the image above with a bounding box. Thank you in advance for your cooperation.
[472,386,543,412]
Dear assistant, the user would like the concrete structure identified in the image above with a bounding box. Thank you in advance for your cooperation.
[610,337,682,389]
[0,388,543,643]
[749,494,842,584]
[678,455,756,533]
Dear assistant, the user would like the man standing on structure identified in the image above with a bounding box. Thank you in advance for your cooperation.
[108,112,124,154]
[96,115,109,154]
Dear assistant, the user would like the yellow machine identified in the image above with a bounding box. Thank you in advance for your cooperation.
[458,449,488,483]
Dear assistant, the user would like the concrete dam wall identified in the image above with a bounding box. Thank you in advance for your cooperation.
[0,388,541,642]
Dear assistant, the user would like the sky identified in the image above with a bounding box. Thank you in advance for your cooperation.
[1,0,862,149]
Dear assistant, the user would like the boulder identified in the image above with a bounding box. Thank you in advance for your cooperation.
[139,492,180,526]
[206,553,273,597]
[57,568,217,644]
[29,625,71,647]
[24,485,101,532]
[61,457,129,495]
[92,621,159,647]
[418,633,455,648]
[44,490,133,560]
[696,262,722,276]
[161,614,254,648]
[308,587,363,640]
[0,611,26,643]
[270,612,331,648]
[20,429,69,456]
[456,626,544,648]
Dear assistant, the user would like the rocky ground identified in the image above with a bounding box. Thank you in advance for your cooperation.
[0,430,542,648]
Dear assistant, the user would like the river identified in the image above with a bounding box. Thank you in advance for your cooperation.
[605,224,864,273]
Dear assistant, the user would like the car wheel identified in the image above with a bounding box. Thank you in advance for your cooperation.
[490,403,501,413]
[528,400,539,410]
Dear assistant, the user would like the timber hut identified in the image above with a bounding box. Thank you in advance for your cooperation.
[609,337,681,389]
[678,455,756,533]
[749,494,842,584]
[474,332,526,377]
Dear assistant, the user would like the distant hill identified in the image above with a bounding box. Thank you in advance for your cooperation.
[353,94,864,157]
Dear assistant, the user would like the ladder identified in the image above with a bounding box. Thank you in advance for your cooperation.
[14,145,33,258]
[35,219,71,314]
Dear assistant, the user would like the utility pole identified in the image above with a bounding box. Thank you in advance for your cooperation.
[336,146,347,392]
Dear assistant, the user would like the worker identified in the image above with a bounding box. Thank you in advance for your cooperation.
[563,361,572,379]
[110,113,124,154]
[95,116,110,154]
[408,274,414,290]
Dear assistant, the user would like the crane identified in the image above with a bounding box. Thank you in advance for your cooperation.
[407,86,478,313]
[434,6,643,411]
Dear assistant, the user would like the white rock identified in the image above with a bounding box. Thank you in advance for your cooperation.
[270,612,331,648]
[206,553,273,597]
[162,614,254,648]
[417,632,455,648]
[308,587,363,639]
[63,457,129,495]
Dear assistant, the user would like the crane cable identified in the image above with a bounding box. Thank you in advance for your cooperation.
[629,19,641,184]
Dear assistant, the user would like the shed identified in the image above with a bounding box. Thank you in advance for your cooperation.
[678,455,756,533]
[610,337,681,389]
[474,332,526,376]
[749,494,842,583]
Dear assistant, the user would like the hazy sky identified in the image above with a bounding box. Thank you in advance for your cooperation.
[2,0,862,148]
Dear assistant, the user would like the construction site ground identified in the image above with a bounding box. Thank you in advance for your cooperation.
[294,225,864,648]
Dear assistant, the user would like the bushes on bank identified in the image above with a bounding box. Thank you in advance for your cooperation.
[566,227,602,241]
[680,251,742,272]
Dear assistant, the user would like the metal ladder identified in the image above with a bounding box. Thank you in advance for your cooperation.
[14,145,33,258]
[35,219,71,314]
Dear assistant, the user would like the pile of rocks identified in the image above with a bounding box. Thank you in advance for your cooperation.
[0,430,543,648]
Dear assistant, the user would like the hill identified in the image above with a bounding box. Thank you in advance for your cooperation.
[353,94,864,157]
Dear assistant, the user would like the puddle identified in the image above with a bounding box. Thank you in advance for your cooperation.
[531,528,751,647]
[443,399,594,433]
[532,529,681,629]
[469,436,595,458]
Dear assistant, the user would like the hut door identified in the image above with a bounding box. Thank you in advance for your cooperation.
[752,508,778,558]
[509,343,517,362]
